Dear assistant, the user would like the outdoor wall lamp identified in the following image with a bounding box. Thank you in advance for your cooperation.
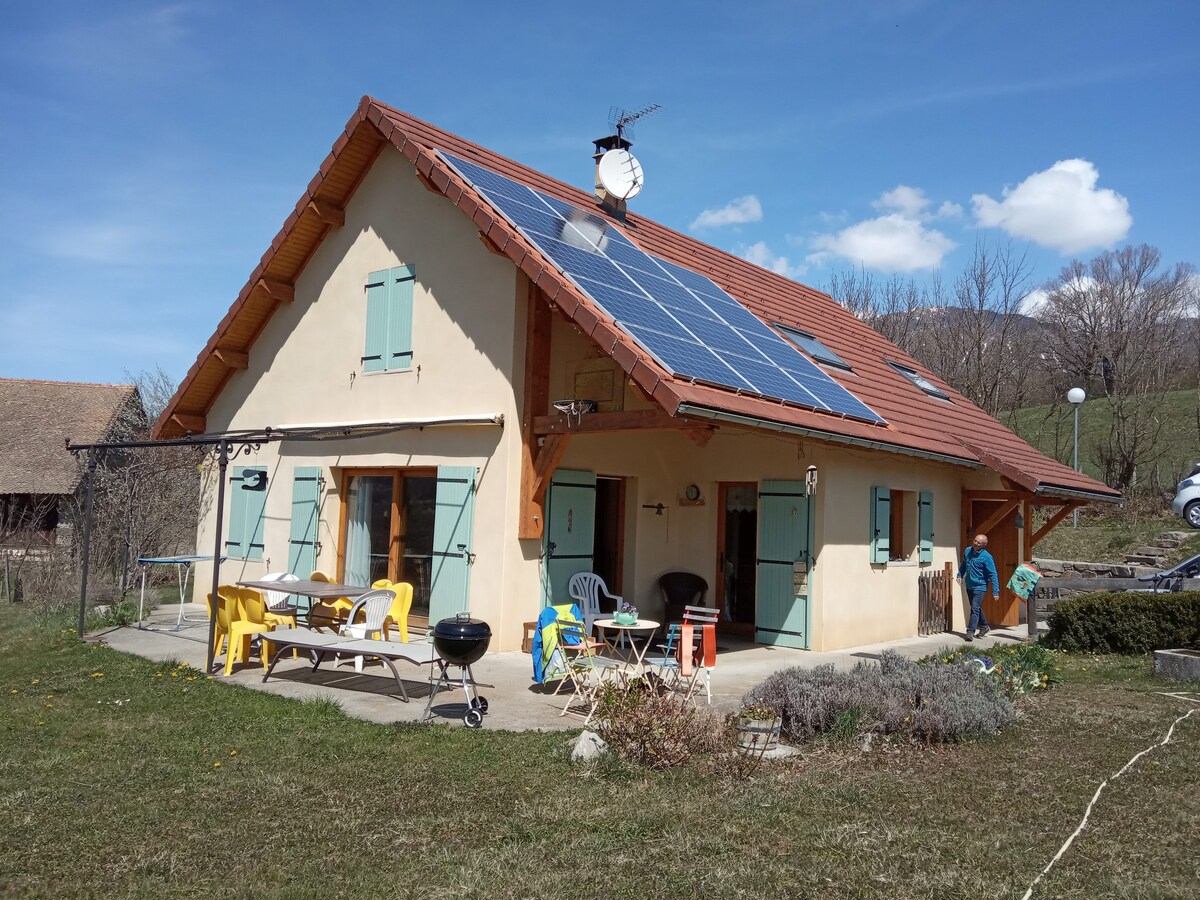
[1014,510,1025,529]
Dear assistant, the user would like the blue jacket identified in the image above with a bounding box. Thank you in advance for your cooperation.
[958,546,999,593]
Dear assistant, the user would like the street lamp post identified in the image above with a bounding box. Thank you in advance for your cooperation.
[1068,387,1086,527]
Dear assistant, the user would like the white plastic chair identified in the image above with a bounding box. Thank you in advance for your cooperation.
[338,588,396,672]
[259,571,300,612]
[567,572,622,637]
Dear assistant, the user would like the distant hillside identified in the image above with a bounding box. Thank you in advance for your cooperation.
[1002,389,1200,494]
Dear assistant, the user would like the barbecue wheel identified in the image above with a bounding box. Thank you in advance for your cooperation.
[471,697,489,715]
[464,708,484,728]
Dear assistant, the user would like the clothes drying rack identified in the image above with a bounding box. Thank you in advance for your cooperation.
[136,556,220,632]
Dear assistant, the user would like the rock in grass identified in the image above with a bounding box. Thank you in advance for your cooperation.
[572,730,608,761]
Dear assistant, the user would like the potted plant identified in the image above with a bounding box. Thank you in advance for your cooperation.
[613,602,639,626]
[735,700,782,752]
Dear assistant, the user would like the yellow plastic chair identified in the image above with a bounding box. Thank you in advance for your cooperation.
[382,581,414,643]
[308,570,352,631]
[224,588,274,676]
[206,591,232,659]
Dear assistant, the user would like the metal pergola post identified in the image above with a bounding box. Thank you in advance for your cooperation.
[206,441,231,674]
[76,449,100,639]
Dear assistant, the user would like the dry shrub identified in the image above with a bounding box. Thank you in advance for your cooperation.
[591,680,730,769]
[745,650,1016,744]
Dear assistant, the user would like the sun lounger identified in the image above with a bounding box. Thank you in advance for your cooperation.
[262,628,441,702]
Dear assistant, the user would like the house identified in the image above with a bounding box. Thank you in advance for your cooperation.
[0,379,142,552]
[154,97,1119,652]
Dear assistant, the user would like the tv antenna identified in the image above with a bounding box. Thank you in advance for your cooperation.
[609,103,661,144]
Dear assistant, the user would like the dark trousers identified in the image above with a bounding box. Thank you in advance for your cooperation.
[966,585,990,634]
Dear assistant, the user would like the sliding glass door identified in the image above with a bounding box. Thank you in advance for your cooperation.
[339,468,437,618]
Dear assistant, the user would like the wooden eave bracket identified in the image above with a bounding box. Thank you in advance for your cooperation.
[255,277,295,303]
[306,199,345,227]
[170,412,206,435]
[1030,501,1086,548]
[213,348,249,370]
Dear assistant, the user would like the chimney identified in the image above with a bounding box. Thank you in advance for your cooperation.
[592,133,634,220]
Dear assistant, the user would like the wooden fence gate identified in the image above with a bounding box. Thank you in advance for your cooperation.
[918,562,954,635]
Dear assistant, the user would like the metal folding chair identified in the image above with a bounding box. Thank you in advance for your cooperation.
[556,619,621,723]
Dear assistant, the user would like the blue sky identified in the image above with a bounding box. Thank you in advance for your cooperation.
[2,1,1197,387]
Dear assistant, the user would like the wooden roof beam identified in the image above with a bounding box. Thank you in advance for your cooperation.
[534,408,698,436]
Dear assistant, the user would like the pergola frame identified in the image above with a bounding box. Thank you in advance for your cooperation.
[66,416,502,672]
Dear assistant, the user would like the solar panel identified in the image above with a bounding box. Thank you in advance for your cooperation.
[438,151,885,425]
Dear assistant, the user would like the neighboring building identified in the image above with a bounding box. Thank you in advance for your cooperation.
[154,97,1119,652]
[0,379,142,551]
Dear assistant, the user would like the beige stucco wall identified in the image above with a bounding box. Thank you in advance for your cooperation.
[193,146,544,650]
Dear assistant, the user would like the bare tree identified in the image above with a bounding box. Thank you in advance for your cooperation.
[911,242,1040,417]
[1038,245,1195,492]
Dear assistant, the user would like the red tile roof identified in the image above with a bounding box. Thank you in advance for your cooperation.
[154,97,1119,502]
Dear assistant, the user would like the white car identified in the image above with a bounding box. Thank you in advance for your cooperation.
[1174,464,1200,529]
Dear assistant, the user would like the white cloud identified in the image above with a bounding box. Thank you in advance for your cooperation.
[873,185,930,218]
[690,195,763,229]
[808,185,958,272]
[1019,288,1050,316]
[741,241,804,279]
[971,159,1131,254]
[809,213,956,272]
[936,200,964,219]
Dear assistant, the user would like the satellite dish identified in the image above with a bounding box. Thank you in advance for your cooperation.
[597,148,644,200]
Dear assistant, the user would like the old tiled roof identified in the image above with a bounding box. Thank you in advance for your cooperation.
[154,97,1119,502]
[0,379,139,495]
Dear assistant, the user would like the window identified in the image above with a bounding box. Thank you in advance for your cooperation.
[887,360,950,400]
[871,486,933,565]
[362,265,415,373]
[226,466,267,560]
[775,324,851,370]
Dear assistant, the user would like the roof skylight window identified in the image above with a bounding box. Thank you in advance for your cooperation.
[888,361,950,400]
[775,324,851,371]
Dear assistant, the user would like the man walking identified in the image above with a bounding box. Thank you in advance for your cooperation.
[957,533,999,641]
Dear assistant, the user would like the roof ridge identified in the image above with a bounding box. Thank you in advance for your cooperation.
[0,377,136,389]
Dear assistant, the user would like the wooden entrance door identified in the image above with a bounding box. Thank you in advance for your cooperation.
[966,499,1020,626]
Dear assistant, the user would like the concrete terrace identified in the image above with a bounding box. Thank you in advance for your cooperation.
[91,603,1035,731]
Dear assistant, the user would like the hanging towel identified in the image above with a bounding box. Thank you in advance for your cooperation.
[532,603,582,683]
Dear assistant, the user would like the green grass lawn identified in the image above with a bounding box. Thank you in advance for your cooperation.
[2,606,1198,899]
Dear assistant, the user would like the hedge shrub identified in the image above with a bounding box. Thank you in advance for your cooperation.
[1044,590,1200,654]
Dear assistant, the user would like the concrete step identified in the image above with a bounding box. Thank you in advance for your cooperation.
[1125,554,1169,566]
[1152,538,1182,549]
[1163,531,1194,542]
[1133,546,1171,558]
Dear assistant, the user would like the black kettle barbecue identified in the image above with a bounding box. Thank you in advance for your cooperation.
[429,613,492,727]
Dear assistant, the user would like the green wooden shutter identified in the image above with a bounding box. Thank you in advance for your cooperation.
[918,490,934,564]
[386,265,415,370]
[288,467,321,576]
[870,485,890,564]
[429,465,476,620]
[362,270,388,373]
[362,265,415,373]
[228,466,267,559]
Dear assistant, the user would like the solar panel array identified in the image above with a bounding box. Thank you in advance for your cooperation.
[439,151,885,425]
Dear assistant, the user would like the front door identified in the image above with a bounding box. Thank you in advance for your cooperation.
[716,482,758,633]
[967,499,1020,626]
[543,469,597,607]
[756,479,811,649]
